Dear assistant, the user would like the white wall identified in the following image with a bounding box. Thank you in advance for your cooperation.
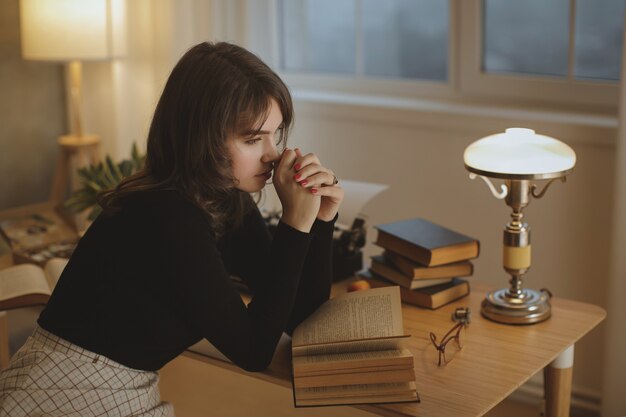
[0,0,66,209]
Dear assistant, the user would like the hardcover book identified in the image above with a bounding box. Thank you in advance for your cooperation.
[358,270,470,310]
[375,217,479,266]
[370,255,452,289]
[291,286,419,407]
[384,250,473,280]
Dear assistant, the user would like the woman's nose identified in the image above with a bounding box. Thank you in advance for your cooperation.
[262,139,280,163]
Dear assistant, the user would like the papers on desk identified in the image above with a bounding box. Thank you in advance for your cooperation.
[259,179,388,230]
[335,180,388,229]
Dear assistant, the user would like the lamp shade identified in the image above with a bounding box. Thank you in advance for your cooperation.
[19,0,126,61]
[464,128,576,180]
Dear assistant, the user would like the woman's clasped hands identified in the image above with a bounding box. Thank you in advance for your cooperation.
[273,148,344,233]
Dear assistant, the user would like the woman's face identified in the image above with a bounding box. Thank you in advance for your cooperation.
[227,99,283,193]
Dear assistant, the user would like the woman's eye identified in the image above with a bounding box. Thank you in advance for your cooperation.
[274,128,284,146]
[245,138,261,145]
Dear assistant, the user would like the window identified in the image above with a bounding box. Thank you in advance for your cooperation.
[483,0,624,81]
[484,0,570,78]
[272,0,624,108]
[278,0,448,81]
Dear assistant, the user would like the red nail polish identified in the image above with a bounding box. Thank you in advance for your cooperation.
[294,174,301,180]
[301,180,308,186]
[294,164,301,171]
[311,188,318,194]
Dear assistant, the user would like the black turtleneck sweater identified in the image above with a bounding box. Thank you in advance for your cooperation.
[38,189,334,372]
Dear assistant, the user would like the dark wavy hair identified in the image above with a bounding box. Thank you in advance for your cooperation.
[98,42,293,236]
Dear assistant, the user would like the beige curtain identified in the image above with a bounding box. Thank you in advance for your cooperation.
[600,14,626,417]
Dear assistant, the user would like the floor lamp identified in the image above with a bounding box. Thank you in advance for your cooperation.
[19,0,125,204]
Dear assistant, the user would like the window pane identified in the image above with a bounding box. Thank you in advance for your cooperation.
[362,0,448,80]
[574,0,624,81]
[278,0,356,74]
[483,0,569,77]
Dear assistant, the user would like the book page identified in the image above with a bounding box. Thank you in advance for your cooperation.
[44,257,69,290]
[0,264,51,300]
[292,286,405,346]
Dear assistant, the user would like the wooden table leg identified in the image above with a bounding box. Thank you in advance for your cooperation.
[544,345,574,417]
[0,312,10,369]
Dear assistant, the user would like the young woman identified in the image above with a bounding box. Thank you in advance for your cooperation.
[0,42,343,416]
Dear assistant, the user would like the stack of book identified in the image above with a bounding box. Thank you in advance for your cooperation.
[291,286,419,407]
[359,217,479,309]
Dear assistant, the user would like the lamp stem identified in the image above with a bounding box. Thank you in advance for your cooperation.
[508,275,524,298]
[510,210,524,229]
[503,180,532,300]
[67,60,84,139]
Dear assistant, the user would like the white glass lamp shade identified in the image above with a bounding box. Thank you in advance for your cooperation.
[19,0,126,61]
[464,128,576,180]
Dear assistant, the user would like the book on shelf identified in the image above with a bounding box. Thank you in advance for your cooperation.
[370,255,452,290]
[375,217,479,266]
[384,250,473,280]
[0,258,67,310]
[291,286,419,407]
[358,270,470,310]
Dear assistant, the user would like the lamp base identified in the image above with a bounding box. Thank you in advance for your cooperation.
[50,134,101,203]
[481,288,551,324]
[50,134,101,235]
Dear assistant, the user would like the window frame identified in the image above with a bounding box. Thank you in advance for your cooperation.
[244,0,619,111]
[459,0,619,108]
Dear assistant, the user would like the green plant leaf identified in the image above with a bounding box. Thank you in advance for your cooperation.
[65,143,146,215]
[119,160,134,177]
[88,205,103,221]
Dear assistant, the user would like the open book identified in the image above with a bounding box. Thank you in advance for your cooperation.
[291,286,419,407]
[0,258,67,310]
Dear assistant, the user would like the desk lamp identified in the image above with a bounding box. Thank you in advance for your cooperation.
[464,128,576,324]
[19,0,125,202]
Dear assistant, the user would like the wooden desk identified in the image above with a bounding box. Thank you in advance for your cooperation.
[160,283,605,417]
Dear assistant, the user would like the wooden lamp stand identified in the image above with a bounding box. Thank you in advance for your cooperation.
[49,61,101,205]
[50,134,100,203]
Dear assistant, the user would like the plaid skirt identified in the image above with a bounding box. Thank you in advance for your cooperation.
[0,326,174,417]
